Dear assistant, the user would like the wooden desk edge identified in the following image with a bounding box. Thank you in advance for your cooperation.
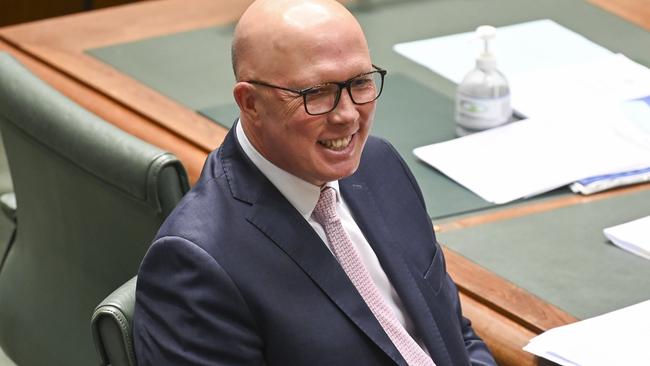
[437,183,650,234]
[444,246,577,332]
[589,0,650,31]
[444,246,578,366]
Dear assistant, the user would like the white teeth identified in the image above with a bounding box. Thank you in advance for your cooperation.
[319,136,352,151]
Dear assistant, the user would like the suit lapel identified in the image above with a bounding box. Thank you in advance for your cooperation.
[340,178,452,366]
[220,128,406,365]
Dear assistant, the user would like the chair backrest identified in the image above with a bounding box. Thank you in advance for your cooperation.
[92,276,138,366]
[0,124,16,273]
[0,52,189,366]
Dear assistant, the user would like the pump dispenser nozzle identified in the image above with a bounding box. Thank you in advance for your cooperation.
[476,25,497,69]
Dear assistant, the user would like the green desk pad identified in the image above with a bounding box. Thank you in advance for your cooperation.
[438,188,650,319]
[87,0,650,317]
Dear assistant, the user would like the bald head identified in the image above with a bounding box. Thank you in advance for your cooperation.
[232,0,369,82]
[230,0,377,186]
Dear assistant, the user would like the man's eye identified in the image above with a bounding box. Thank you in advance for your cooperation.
[351,77,372,88]
[306,88,326,95]
[305,85,334,97]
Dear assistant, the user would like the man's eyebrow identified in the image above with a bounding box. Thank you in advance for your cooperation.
[306,70,374,88]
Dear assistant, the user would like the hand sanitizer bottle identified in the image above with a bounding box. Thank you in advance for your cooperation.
[455,25,512,136]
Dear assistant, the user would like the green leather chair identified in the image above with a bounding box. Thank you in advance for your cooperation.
[0,129,16,272]
[92,276,138,366]
[0,191,16,270]
[0,52,189,366]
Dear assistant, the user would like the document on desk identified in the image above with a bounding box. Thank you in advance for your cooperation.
[523,299,650,366]
[393,19,613,86]
[510,53,650,119]
[604,216,650,260]
[570,166,650,195]
[413,98,650,204]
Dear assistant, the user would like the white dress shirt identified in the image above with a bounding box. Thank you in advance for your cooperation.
[235,120,421,341]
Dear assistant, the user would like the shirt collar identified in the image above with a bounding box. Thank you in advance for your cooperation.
[235,119,340,220]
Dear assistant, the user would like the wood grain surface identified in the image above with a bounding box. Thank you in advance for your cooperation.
[589,0,650,30]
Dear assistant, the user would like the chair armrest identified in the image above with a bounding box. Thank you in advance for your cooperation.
[91,276,137,366]
[0,192,16,223]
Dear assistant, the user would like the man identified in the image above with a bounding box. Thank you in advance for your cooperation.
[134,0,496,365]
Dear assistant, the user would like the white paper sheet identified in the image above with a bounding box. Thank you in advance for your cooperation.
[524,299,650,366]
[411,52,650,204]
[393,19,613,85]
[413,100,650,204]
[604,216,650,260]
[511,54,650,118]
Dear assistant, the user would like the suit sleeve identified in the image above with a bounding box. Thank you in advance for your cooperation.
[442,254,497,366]
[134,236,264,366]
[381,138,497,366]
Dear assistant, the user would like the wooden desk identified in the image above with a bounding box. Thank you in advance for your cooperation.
[590,0,650,31]
[1,1,648,364]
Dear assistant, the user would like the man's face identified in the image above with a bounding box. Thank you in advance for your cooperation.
[244,23,376,186]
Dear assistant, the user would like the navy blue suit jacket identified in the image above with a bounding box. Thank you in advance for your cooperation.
[134,127,496,366]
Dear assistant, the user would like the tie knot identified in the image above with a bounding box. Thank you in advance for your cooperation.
[312,187,338,225]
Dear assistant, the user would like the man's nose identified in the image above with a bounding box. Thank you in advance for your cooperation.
[328,89,359,123]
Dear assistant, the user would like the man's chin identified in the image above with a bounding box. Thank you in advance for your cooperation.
[315,161,361,184]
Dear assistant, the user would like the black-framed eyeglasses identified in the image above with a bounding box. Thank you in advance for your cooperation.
[246,65,387,115]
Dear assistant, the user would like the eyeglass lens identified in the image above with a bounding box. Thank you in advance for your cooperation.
[304,71,383,115]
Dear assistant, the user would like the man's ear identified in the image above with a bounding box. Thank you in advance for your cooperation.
[233,82,260,122]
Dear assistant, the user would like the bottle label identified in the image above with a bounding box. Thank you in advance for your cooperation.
[455,93,512,130]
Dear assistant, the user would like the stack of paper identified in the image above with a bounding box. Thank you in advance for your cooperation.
[570,167,650,195]
[524,299,650,366]
[571,96,650,195]
[603,216,650,260]
[412,100,650,204]
[508,53,650,119]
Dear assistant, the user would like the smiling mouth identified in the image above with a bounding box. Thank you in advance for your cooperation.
[318,135,353,151]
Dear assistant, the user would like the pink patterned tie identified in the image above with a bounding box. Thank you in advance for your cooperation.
[312,187,435,366]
